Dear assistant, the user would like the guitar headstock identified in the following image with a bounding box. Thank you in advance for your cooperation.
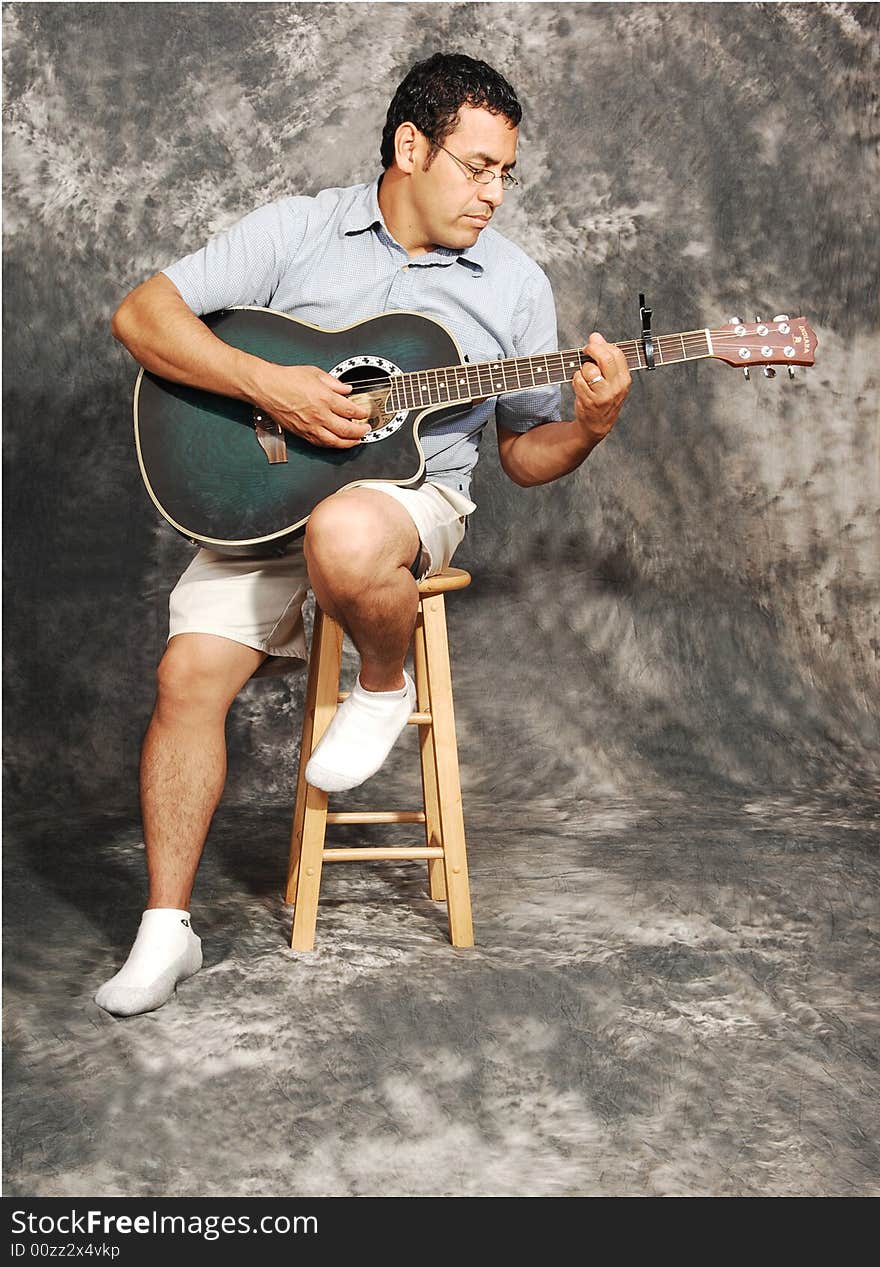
[709,315,817,368]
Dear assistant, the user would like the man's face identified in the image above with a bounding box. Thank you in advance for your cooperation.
[408,105,518,252]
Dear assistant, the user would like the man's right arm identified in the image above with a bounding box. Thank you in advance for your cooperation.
[112,273,371,448]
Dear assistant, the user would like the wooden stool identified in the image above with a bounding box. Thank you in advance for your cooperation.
[285,567,474,951]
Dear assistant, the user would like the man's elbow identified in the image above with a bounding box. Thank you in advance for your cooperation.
[503,465,531,488]
[111,285,146,348]
[110,297,130,344]
[498,445,533,487]
[111,274,174,347]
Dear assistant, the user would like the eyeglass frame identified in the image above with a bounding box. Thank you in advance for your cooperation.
[433,142,519,190]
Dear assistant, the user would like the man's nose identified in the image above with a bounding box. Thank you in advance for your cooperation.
[479,179,504,209]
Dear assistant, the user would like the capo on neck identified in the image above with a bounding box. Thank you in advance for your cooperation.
[639,292,655,370]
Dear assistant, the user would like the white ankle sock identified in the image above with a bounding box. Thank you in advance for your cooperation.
[94,909,202,1017]
[305,671,416,792]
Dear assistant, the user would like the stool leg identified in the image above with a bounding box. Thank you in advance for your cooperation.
[421,593,474,948]
[290,606,344,951]
[412,605,447,902]
[287,606,326,903]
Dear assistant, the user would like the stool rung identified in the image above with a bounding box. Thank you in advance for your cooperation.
[323,846,444,862]
[335,692,430,725]
[326,811,426,825]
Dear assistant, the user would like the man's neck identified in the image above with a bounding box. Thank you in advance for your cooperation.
[376,170,433,258]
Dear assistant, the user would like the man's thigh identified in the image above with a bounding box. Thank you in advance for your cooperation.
[168,546,311,674]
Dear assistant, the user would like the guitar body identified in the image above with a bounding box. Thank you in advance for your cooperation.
[134,307,469,555]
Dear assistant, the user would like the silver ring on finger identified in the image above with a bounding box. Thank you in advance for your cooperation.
[588,374,604,386]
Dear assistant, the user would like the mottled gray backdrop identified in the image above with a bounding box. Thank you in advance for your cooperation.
[3,2,878,1198]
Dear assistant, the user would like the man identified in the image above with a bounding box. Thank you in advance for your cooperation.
[96,52,631,1016]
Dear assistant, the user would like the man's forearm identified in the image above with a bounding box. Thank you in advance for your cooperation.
[112,273,372,446]
[501,417,604,487]
[111,274,264,403]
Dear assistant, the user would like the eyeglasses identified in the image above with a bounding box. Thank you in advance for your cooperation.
[435,143,519,190]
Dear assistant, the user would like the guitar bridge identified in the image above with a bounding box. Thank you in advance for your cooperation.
[253,409,288,464]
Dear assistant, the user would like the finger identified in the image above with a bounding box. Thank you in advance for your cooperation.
[572,374,602,407]
[575,356,608,393]
[325,403,372,434]
[584,331,625,380]
[323,372,354,393]
[313,425,363,449]
[322,374,373,417]
[326,390,372,421]
[581,334,617,383]
[325,405,373,436]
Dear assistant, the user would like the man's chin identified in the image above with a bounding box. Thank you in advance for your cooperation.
[458,221,488,244]
[434,221,486,251]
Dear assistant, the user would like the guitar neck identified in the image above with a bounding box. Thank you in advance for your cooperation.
[387,329,712,412]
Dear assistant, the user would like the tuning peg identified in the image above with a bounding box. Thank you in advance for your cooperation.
[787,367,796,379]
[772,313,790,322]
[728,315,744,324]
[763,367,776,378]
[742,368,751,380]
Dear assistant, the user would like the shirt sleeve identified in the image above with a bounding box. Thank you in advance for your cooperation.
[161,200,304,316]
[495,266,563,433]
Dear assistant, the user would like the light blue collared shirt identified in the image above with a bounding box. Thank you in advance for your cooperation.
[162,179,562,496]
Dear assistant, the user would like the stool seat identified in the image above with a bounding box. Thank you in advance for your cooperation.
[286,567,474,951]
[415,566,472,595]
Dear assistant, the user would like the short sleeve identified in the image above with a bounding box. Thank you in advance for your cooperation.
[495,267,563,433]
[161,200,304,316]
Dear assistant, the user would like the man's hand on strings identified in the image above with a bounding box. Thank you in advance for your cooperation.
[257,362,373,448]
[571,332,632,447]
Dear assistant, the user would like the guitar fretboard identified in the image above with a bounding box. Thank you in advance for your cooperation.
[387,329,713,412]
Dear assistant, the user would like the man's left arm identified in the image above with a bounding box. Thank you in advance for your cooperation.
[497,331,631,487]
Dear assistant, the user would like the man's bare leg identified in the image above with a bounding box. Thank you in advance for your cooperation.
[95,633,264,1015]
[142,633,266,909]
[303,488,422,790]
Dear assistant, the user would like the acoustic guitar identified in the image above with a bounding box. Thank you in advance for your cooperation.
[133,307,817,556]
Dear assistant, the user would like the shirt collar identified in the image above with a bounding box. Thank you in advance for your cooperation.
[341,177,485,274]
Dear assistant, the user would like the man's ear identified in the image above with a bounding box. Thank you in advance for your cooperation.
[394,121,420,173]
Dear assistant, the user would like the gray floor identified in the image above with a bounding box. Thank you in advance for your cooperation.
[4,780,878,1197]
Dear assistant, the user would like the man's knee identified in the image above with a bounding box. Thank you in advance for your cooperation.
[305,490,418,584]
[156,634,262,714]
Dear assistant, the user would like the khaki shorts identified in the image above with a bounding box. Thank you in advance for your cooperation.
[167,481,475,677]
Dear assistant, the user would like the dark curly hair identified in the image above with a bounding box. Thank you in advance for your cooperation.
[380,52,522,170]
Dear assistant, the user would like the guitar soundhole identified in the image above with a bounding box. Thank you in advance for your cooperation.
[333,364,391,390]
[328,354,409,444]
